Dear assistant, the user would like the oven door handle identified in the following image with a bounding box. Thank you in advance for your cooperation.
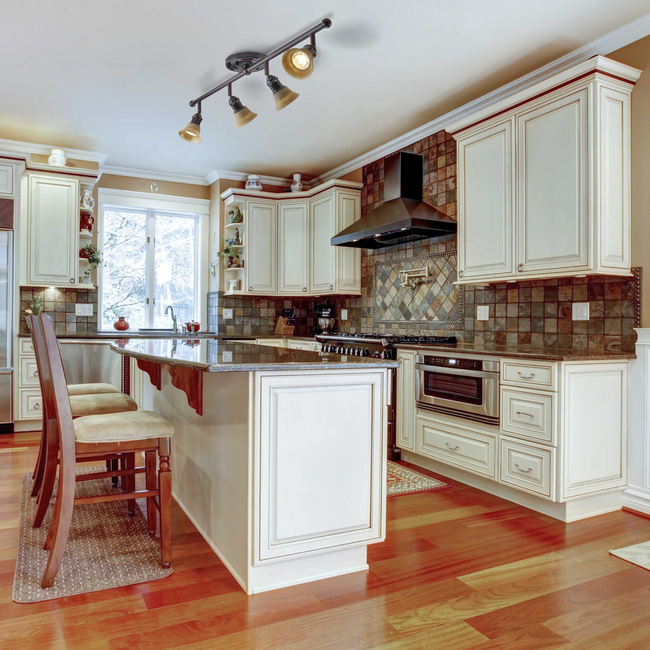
[415,364,499,379]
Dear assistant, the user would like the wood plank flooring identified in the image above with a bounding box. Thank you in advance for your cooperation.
[2,432,650,649]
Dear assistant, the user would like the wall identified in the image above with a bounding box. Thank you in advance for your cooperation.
[610,36,650,327]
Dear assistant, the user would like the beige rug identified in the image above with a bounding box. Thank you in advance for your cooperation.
[387,461,450,497]
[610,541,650,570]
[13,465,172,603]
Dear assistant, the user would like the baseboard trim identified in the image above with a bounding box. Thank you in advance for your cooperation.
[622,488,650,517]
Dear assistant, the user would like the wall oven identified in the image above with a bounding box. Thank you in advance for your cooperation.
[415,354,500,425]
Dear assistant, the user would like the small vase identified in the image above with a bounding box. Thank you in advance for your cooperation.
[290,173,303,192]
[47,148,68,167]
[80,212,94,233]
[114,316,130,331]
[80,189,95,212]
[245,174,263,191]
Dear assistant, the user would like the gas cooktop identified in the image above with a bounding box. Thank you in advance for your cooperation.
[318,332,457,344]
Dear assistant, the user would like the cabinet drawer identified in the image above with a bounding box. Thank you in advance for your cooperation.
[255,338,286,348]
[416,413,497,479]
[500,437,555,499]
[19,389,43,420]
[501,387,555,445]
[19,339,35,355]
[287,340,313,351]
[19,357,40,387]
[501,359,556,391]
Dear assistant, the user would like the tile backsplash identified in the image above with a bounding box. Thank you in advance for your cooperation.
[207,127,641,353]
[19,286,98,335]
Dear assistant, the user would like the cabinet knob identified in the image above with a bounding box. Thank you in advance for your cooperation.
[248,286,252,291]
[518,264,523,272]
[70,278,75,284]
[329,284,333,290]
[303,287,307,292]
[458,270,463,278]
[33,370,39,378]
[33,402,41,410]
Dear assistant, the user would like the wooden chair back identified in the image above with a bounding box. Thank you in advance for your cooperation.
[26,314,51,428]
[38,315,76,452]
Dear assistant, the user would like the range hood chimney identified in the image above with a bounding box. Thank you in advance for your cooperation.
[331,151,456,249]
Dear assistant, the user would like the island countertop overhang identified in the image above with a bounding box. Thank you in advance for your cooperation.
[110,338,399,372]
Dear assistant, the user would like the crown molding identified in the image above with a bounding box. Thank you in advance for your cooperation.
[0,138,108,165]
[98,187,210,215]
[102,164,208,186]
[205,169,313,189]
[312,13,650,184]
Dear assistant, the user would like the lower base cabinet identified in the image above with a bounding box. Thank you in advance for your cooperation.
[500,436,555,499]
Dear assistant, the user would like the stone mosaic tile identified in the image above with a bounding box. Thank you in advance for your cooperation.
[374,253,463,327]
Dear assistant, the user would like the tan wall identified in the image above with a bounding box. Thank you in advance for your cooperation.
[610,37,650,326]
[98,173,210,200]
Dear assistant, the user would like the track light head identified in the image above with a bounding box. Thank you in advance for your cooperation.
[179,112,202,143]
[266,74,299,111]
[282,44,316,80]
[229,95,258,128]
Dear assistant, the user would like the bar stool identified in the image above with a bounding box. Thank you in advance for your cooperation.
[36,313,173,588]
[27,316,139,527]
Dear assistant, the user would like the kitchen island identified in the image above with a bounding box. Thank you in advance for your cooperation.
[111,338,397,594]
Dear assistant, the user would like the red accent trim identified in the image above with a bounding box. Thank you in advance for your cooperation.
[0,155,27,163]
[136,359,162,390]
[162,364,203,416]
[0,155,99,180]
[451,69,636,136]
[228,183,360,202]
[123,355,131,396]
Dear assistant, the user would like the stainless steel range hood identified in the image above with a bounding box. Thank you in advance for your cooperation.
[331,152,456,249]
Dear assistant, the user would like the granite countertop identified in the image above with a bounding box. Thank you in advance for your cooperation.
[393,342,635,361]
[110,338,399,372]
[19,331,220,340]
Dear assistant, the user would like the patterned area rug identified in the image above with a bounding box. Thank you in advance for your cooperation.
[13,465,172,603]
[387,461,450,497]
[610,541,650,571]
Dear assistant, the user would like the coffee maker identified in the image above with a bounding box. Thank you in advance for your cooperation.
[313,302,336,334]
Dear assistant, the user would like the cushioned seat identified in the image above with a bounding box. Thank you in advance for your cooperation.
[74,410,174,443]
[70,393,138,417]
[67,383,120,396]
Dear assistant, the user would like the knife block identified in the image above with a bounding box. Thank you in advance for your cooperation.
[274,317,295,336]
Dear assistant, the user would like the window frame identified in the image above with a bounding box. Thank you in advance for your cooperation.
[97,188,210,331]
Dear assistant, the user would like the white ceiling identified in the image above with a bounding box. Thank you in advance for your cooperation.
[1,0,650,180]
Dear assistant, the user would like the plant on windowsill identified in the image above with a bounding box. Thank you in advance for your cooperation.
[79,244,102,284]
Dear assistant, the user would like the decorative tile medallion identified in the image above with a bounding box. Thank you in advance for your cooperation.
[374,252,463,327]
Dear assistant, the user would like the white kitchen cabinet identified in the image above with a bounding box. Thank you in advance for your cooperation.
[221,179,362,297]
[27,174,79,286]
[278,202,308,294]
[255,338,286,348]
[310,192,336,294]
[396,349,416,450]
[286,339,313,351]
[449,56,640,284]
[0,164,14,195]
[246,201,277,294]
[517,89,589,274]
[456,118,514,282]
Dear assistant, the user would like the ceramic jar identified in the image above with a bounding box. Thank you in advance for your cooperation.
[113,316,129,331]
[47,148,68,167]
[81,189,95,212]
[80,212,94,233]
[291,173,303,192]
[245,174,263,191]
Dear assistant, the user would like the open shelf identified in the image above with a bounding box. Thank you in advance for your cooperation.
[225,221,244,229]
[225,266,244,272]
[79,230,92,240]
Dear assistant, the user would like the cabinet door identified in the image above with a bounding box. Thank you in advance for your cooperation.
[28,175,78,286]
[335,191,361,293]
[456,118,515,281]
[396,350,416,450]
[310,193,336,294]
[0,164,14,195]
[517,89,590,274]
[278,202,308,294]
[246,201,277,294]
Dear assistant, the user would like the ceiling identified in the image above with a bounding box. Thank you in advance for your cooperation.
[2,0,650,180]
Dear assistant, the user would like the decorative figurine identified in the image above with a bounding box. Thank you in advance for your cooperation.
[228,206,243,223]
[290,173,303,192]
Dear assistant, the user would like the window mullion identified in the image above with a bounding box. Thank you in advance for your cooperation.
[146,211,156,327]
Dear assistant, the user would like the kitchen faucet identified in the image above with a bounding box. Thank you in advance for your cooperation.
[165,305,178,333]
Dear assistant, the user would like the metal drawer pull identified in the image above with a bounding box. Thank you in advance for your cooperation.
[33,402,41,410]
[516,411,534,417]
[517,371,536,379]
[445,442,459,451]
[515,463,533,473]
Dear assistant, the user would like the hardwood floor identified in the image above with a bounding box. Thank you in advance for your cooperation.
[2,432,650,649]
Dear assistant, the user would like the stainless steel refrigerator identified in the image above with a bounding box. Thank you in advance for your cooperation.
[0,228,13,431]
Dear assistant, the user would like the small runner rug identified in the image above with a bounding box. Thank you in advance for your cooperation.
[387,461,450,497]
[610,541,650,571]
[13,465,172,603]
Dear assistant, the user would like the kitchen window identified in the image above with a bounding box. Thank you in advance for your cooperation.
[97,189,210,331]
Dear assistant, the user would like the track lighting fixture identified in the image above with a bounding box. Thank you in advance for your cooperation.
[180,18,331,142]
[178,105,202,143]
[228,84,257,128]
[265,64,299,111]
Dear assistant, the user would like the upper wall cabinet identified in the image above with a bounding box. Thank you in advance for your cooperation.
[450,56,640,285]
[27,175,79,286]
[222,180,362,297]
[0,164,15,196]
